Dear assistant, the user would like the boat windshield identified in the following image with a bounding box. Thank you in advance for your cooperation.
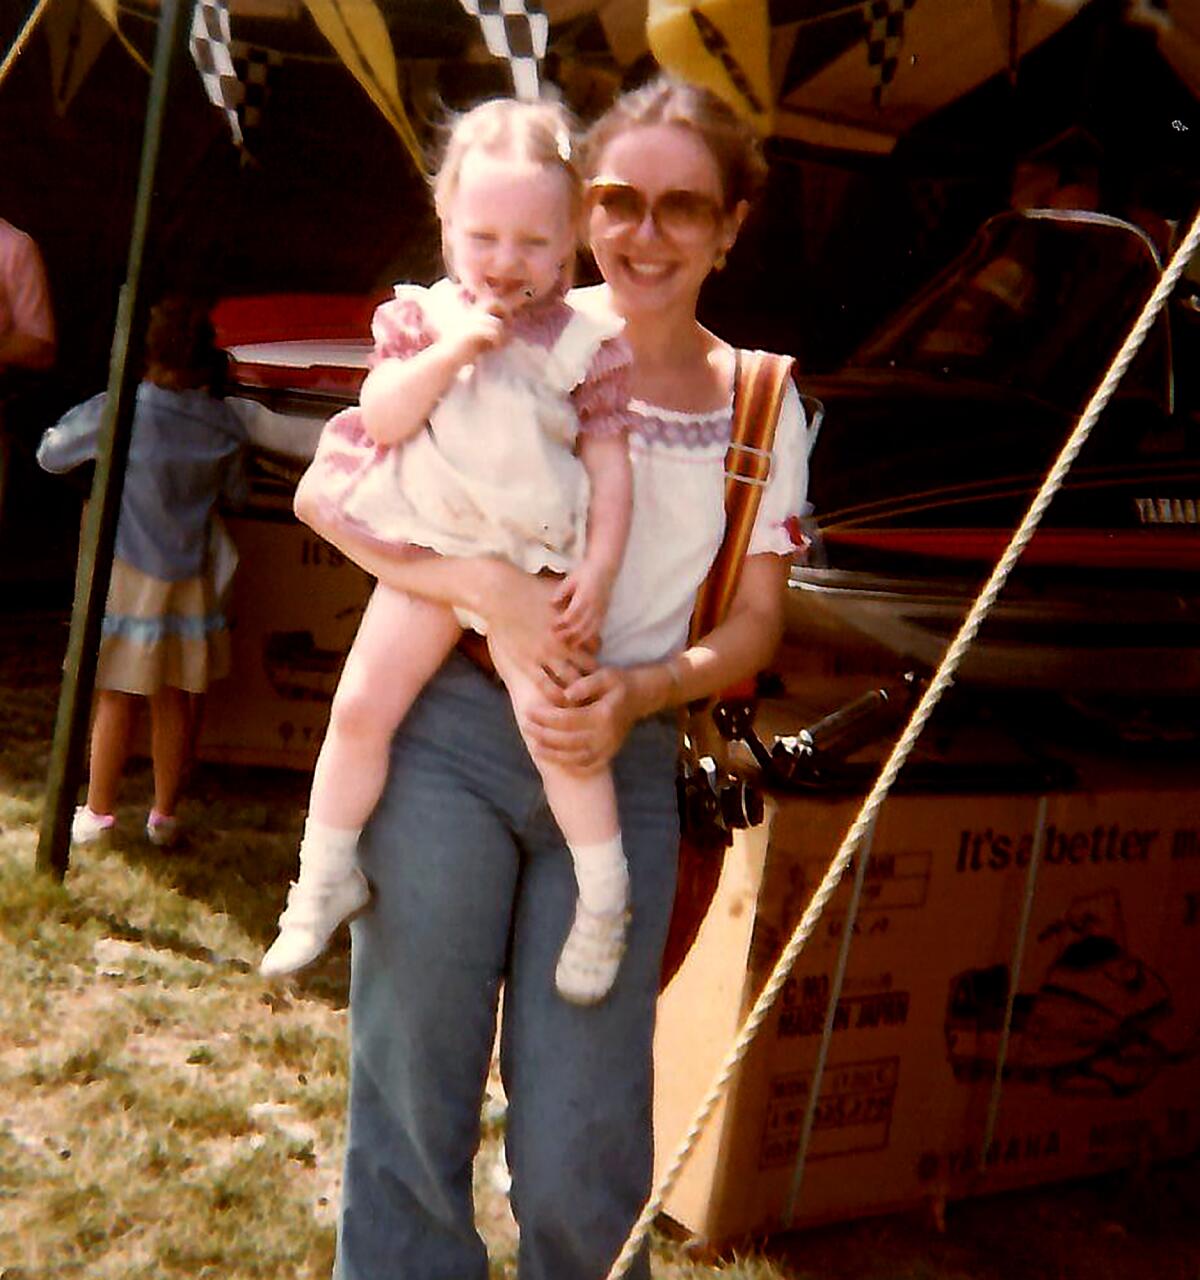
[853,212,1171,412]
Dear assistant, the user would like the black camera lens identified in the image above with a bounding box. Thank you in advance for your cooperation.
[719,778,763,830]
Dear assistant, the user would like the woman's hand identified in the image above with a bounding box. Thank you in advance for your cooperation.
[522,664,643,773]
[478,563,597,697]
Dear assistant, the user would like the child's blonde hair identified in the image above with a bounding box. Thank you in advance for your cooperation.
[433,98,582,220]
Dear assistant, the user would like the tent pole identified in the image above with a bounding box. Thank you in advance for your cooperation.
[36,0,193,879]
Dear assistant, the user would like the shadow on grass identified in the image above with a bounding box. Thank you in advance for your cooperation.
[0,610,351,1006]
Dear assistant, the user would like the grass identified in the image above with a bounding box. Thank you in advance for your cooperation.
[1,609,1199,1278]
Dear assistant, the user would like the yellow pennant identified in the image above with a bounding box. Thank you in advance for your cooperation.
[85,0,151,74]
[301,0,425,174]
[646,0,773,135]
[46,0,114,115]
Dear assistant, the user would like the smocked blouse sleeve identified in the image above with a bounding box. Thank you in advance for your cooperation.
[747,380,809,557]
[571,334,633,439]
[368,285,437,368]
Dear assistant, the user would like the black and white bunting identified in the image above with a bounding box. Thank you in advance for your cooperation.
[189,0,244,148]
[458,0,549,101]
[862,0,918,108]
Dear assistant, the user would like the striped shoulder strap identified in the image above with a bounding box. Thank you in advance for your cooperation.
[689,348,795,643]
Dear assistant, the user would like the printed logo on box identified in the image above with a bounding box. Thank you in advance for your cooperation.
[918,1127,1062,1183]
[955,823,1167,873]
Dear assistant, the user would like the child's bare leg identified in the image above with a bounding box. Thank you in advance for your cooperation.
[73,689,137,843]
[149,685,189,818]
[310,585,462,828]
[86,690,137,816]
[261,585,461,978]
[143,685,190,846]
[488,638,629,1005]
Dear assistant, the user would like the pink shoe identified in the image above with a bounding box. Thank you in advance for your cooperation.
[146,810,180,848]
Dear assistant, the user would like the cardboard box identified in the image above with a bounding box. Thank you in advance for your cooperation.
[653,777,1200,1242]
[196,508,372,768]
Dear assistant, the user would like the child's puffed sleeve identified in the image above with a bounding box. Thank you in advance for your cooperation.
[36,391,106,473]
[572,334,634,439]
[369,286,437,368]
[747,380,810,557]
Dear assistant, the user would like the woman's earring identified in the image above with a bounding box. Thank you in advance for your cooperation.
[714,248,728,271]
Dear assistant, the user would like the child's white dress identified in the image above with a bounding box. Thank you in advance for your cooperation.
[308,279,631,581]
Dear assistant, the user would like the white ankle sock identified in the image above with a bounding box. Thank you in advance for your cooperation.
[298,818,361,884]
[569,836,629,916]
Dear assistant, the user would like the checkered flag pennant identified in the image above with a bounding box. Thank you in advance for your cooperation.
[232,41,284,143]
[459,0,549,101]
[862,0,918,108]
[190,0,245,148]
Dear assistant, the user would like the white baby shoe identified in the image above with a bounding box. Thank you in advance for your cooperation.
[71,805,115,845]
[259,868,371,979]
[554,901,630,1005]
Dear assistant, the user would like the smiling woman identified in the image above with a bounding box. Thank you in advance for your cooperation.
[289,76,809,1280]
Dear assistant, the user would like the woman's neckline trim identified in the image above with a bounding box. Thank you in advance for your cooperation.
[628,396,731,423]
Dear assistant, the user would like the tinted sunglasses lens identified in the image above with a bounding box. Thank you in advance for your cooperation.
[656,190,720,239]
[593,185,645,227]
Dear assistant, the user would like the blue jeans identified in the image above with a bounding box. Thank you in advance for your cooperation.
[334,653,680,1280]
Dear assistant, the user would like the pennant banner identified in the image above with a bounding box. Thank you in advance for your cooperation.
[232,39,283,143]
[647,0,773,135]
[85,0,151,73]
[864,0,918,108]
[190,0,245,148]
[43,0,112,114]
[459,0,550,101]
[301,0,424,173]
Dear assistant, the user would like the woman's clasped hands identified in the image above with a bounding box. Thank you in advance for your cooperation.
[480,560,639,775]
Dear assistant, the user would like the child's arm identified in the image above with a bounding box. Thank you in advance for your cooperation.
[35,392,106,473]
[360,309,506,447]
[553,431,632,648]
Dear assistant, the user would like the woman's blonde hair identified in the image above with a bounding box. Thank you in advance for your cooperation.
[581,76,767,210]
[432,98,583,219]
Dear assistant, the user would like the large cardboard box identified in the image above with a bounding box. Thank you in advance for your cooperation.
[653,778,1200,1242]
[196,509,372,768]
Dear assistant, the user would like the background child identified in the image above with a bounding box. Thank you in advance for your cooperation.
[262,99,634,1005]
[37,296,247,848]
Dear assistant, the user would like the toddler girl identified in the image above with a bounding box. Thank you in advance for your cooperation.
[261,99,634,1005]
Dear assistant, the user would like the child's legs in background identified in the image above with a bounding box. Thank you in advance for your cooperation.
[488,639,627,916]
[309,584,462,829]
[149,685,190,818]
[87,690,139,815]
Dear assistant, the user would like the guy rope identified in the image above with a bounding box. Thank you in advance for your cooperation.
[605,203,1200,1280]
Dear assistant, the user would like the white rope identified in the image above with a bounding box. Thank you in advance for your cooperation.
[605,204,1200,1280]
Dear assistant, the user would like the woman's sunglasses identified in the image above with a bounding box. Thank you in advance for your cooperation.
[586,180,725,243]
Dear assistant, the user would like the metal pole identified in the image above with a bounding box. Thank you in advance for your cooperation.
[978,793,1049,1173]
[35,0,193,878]
[783,811,879,1227]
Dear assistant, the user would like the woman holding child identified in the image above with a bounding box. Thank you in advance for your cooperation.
[297,76,809,1280]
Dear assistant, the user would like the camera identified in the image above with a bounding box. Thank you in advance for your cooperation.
[677,756,764,849]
